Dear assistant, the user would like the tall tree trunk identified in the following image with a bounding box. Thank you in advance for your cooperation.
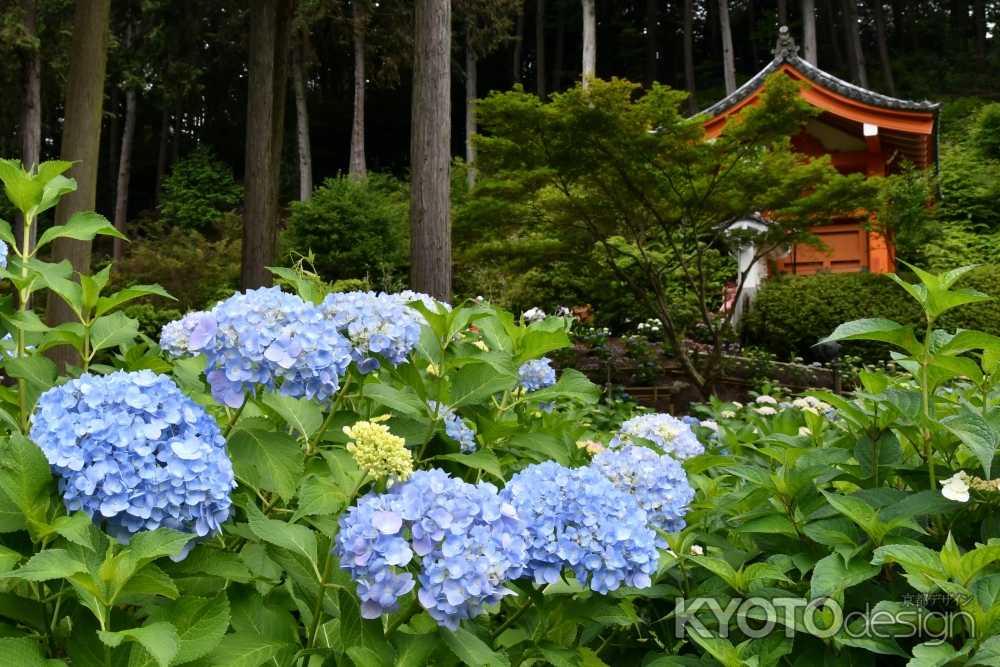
[242,0,293,290]
[801,0,818,64]
[644,0,658,87]
[823,0,845,70]
[349,1,366,179]
[974,0,986,61]
[512,3,524,83]
[870,0,896,94]
[46,0,111,354]
[410,0,452,301]
[581,0,596,87]
[106,85,120,214]
[155,108,169,203]
[112,19,137,262]
[841,0,868,87]
[113,86,136,262]
[778,0,788,24]
[465,31,477,190]
[292,39,313,199]
[683,0,697,114]
[536,0,546,97]
[552,8,564,91]
[18,0,41,253]
[718,0,736,93]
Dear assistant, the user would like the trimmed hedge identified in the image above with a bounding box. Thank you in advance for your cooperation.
[742,265,1000,361]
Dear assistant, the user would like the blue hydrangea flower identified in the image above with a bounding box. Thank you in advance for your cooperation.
[428,401,476,453]
[159,311,217,358]
[161,288,353,407]
[610,413,704,461]
[500,461,658,594]
[335,469,526,629]
[29,371,235,551]
[518,358,556,392]
[0,240,8,270]
[320,291,423,372]
[590,445,694,543]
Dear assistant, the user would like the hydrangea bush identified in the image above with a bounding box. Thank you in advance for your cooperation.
[0,161,998,666]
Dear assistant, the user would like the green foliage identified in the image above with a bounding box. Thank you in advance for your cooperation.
[973,103,1000,161]
[474,75,878,393]
[744,266,1000,361]
[12,158,1000,666]
[283,173,408,287]
[159,146,243,231]
[113,213,241,311]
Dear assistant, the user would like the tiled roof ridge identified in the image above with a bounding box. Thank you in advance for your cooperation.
[700,26,940,117]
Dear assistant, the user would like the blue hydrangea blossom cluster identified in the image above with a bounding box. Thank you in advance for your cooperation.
[320,291,423,372]
[29,371,235,549]
[500,461,658,594]
[428,400,477,453]
[160,288,353,407]
[590,445,694,543]
[518,358,557,392]
[335,469,526,629]
[0,239,8,270]
[610,413,705,461]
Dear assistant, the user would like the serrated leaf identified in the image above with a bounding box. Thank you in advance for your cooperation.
[441,626,510,667]
[207,633,293,667]
[0,548,85,581]
[245,504,317,569]
[99,622,179,667]
[36,210,125,250]
[449,362,518,408]
[89,312,140,354]
[144,594,230,665]
[229,428,303,502]
[260,392,322,439]
[436,450,504,482]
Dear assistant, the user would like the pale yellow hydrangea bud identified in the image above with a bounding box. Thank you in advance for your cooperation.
[576,439,606,455]
[344,417,413,481]
[426,363,442,377]
[473,340,489,351]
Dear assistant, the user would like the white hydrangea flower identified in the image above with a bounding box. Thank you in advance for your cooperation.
[522,307,546,323]
[700,420,719,432]
[689,545,704,556]
[940,472,970,503]
[798,426,812,437]
[720,410,737,419]
[755,395,778,405]
[754,406,778,416]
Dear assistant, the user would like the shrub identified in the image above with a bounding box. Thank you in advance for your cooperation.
[743,265,1000,361]
[159,146,243,231]
[974,103,1000,160]
[283,174,407,286]
[112,212,241,311]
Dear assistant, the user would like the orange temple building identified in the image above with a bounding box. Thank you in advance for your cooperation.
[703,27,940,276]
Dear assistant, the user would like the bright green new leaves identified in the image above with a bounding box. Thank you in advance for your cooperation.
[0,159,75,221]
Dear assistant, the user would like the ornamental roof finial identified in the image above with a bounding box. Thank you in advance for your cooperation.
[773,25,799,60]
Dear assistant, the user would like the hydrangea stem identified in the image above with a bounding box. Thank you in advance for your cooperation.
[491,588,540,644]
[16,211,33,432]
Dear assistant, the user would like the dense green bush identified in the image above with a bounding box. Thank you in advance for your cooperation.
[112,212,241,311]
[159,146,243,231]
[743,265,1000,360]
[283,173,407,286]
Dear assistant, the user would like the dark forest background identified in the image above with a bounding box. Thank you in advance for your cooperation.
[1,0,996,222]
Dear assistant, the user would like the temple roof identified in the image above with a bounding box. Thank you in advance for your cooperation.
[701,27,940,170]
[702,27,940,117]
